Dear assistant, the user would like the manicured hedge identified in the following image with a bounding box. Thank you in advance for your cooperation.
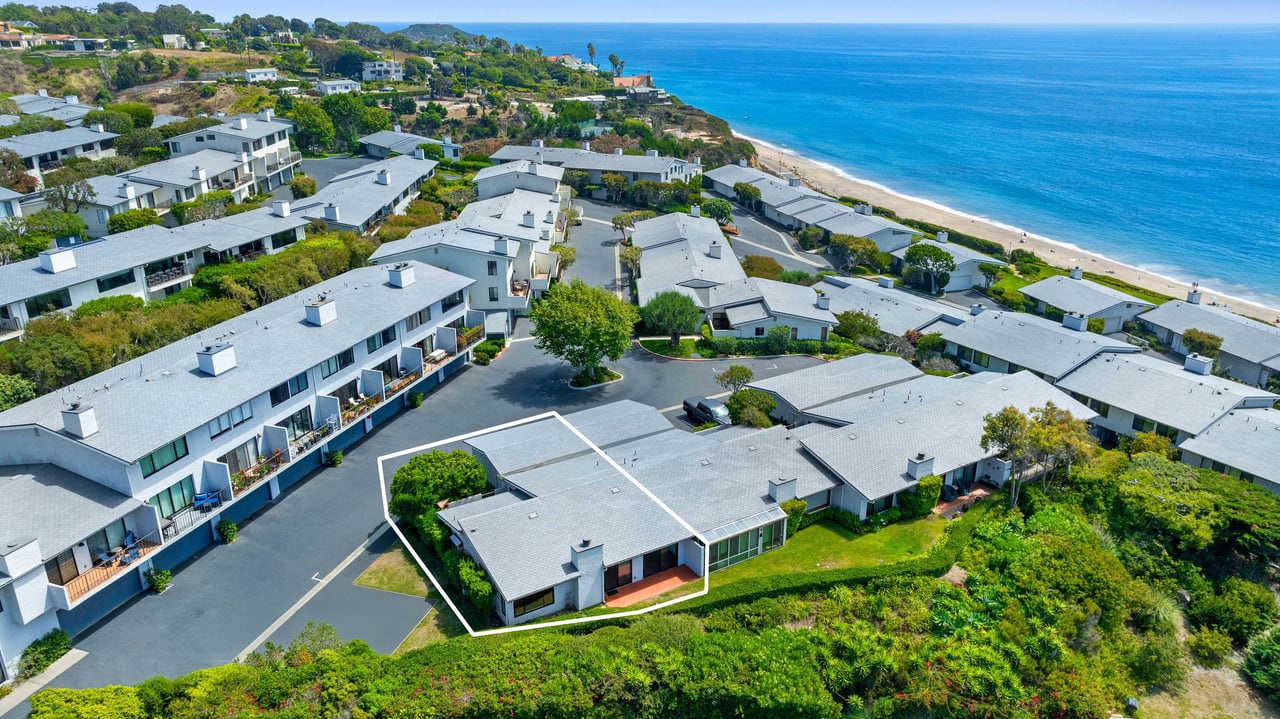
[898,218,1007,259]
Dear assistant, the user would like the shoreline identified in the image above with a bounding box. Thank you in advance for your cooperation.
[738,132,1280,326]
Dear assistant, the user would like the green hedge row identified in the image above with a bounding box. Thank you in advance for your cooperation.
[673,501,995,616]
[898,219,1007,259]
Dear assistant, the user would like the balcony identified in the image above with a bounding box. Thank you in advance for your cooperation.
[341,394,384,424]
[230,448,288,496]
[384,368,423,396]
[161,490,227,539]
[457,325,485,352]
[289,418,339,457]
[209,175,252,192]
[145,266,190,289]
[510,279,530,297]
[57,530,162,603]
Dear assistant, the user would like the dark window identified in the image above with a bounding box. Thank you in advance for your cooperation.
[24,288,72,318]
[487,260,498,276]
[207,401,253,437]
[319,348,355,378]
[754,327,765,337]
[270,372,309,406]
[280,405,313,442]
[366,325,397,353]
[405,306,431,331]
[271,231,298,250]
[513,588,555,617]
[149,475,195,518]
[141,437,189,477]
[1131,415,1156,433]
[219,437,258,476]
[488,287,499,302]
[375,356,399,380]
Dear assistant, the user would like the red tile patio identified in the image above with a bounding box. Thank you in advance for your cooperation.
[932,482,996,519]
[604,566,700,608]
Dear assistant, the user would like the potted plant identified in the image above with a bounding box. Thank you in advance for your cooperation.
[327,450,343,467]
[145,567,172,593]
[217,519,238,543]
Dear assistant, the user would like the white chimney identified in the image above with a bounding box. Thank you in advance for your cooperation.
[37,88,48,97]
[855,204,872,216]
[1187,284,1203,304]
[388,263,415,288]
[768,477,797,503]
[376,169,390,185]
[907,452,934,480]
[258,107,274,122]
[645,149,658,157]
[196,343,237,376]
[239,152,251,164]
[1184,353,1214,375]
[970,303,985,316]
[38,247,76,274]
[690,204,701,218]
[692,155,701,166]
[532,139,544,148]
[788,175,801,188]
[545,210,554,223]
[1069,266,1084,280]
[541,227,551,240]
[738,158,747,167]
[235,117,249,130]
[522,211,535,228]
[191,166,206,181]
[90,123,105,133]
[64,94,78,105]
[494,237,509,255]
[1062,311,1088,331]
[708,240,722,259]
[936,230,949,243]
[614,147,623,156]
[304,297,337,326]
[61,404,98,438]
[118,183,135,199]
[412,148,426,160]
[816,293,830,310]
[393,123,402,133]
[878,276,893,288]
[324,204,340,222]
[272,200,290,217]
[442,135,452,145]
[581,140,591,151]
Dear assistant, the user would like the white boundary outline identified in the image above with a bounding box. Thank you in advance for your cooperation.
[376,410,711,637]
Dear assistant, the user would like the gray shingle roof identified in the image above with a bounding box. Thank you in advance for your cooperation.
[191,206,311,252]
[503,429,715,498]
[465,400,675,476]
[118,149,243,188]
[801,374,972,426]
[891,240,1004,267]
[1056,352,1276,435]
[747,353,922,414]
[633,213,744,307]
[473,159,564,183]
[437,491,524,532]
[457,475,691,599]
[294,155,438,227]
[1178,408,1280,487]
[0,126,118,159]
[938,310,1138,379]
[169,115,291,142]
[359,129,458,156]
[490,144,692,174]
[1139,301,1280,365]
[800,372,1095,501]
[0,463,142,560]
[724,301,769,325]
[0,262,473,462]
[820,276,966,335]
[631,212,724,251]
[150,114,187,129]
[753,278,836,324]
[1019,275,1155,316]
[0,230,209,307]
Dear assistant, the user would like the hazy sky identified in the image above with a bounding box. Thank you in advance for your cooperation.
[193,0,1280,25]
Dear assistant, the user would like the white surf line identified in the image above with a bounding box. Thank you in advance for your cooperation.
[234,524,389,662]
[378,411,711,638]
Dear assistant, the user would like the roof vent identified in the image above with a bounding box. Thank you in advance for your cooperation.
[609,487,621,494]
[699,459,710,466]
[970,303,985,316]
[580,538,591,547]
[61,403,98,438]
[1069,266,1084,280]
[196,342,236,376]
[747,445,757,452]
[305,296,337,326]
[38,246,76,274]
[527,512,538,519]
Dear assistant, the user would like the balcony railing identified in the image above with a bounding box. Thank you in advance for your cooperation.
[511,280,530,297]
[145,266,188,288]
[341,394,384,424]
[457,325,485,352]
[230,448,288,496]
[161,490,227,539]
[384,368,423,396]
[58,530,162,603]
[289,417,339,457]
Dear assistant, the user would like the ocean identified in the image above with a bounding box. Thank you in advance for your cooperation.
[379,24,1280,306]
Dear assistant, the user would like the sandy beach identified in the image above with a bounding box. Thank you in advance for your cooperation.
[747,138,1280,326]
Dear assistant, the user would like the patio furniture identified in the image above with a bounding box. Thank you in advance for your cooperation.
[941,484,958,502]
[120,546,140,565]
[96,548,114,565]
[124,531,137,549]
[193,492,221,512]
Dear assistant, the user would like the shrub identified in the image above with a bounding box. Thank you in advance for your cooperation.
[1087,317,1105,334]
[1188,627,1233,668]
[418,508,448,556]
[795,226,824,250]
[726,389,776,426]
[144,567,172,593]
[216,519,238,543]
[389,449,488,521]
[763,325,791,355]
[408,392,424,409]
[1127,632,1187,688]
[328,450,343,466]
[1183,328,1223,358]
[1120,431,1175,459]
[1188,577,1277,643]
[456,556,495,613]
[18,628,72,680]
[865,506,902,530]
[781,498,807,538]
[28,686,145,719]
[107,207,161,234]
[1245,628,1280,702]
[899,474,943,518]
[289,175,317,199]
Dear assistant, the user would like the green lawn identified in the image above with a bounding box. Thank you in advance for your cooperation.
[711,517,949,584]
[638,338,703,358]
[353,540,470,653]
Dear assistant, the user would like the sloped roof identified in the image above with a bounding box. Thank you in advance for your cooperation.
[747,353,922,414]
[1020,275,1155,316]
[0,463,142,561]
[891,239,1004,268]
[1139,300,1280,365]
[820,276,967,335]
[937,309,1138,379]
[1178,408,1280,487]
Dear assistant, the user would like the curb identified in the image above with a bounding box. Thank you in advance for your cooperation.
[566,370,624,390]
[632,340,830,364]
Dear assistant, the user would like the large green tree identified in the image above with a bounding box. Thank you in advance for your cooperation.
[389,449,488,522]
[701,197,733,224]
[980,405,1032,507]
[290,101,335,153]
[1182,328,1223,358]
[829,234,879,270]
[529,279,638,381]
[642,291,701,346]
[903,243,956,294]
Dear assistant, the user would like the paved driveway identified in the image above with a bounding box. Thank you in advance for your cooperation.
[2,342,820,716]
[565,198,628,300]
[300,156,375,189]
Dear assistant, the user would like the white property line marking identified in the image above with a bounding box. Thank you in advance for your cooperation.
[311,573,326,583]
[234,524,389,662]
[377,411,711,637]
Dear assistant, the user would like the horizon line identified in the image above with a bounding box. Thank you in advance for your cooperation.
[363,20,1280,27]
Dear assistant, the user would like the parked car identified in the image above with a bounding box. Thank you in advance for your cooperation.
[719,224,739,235]
[684,396,730,426]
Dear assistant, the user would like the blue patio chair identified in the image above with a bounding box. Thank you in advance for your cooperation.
[120,547,140,566]
[96,548,113,565]
[124,531,137,549]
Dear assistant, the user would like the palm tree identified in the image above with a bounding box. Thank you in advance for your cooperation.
[587,43,595,67]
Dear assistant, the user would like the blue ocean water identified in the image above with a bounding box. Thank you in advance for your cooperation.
[382,24,1280,306]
